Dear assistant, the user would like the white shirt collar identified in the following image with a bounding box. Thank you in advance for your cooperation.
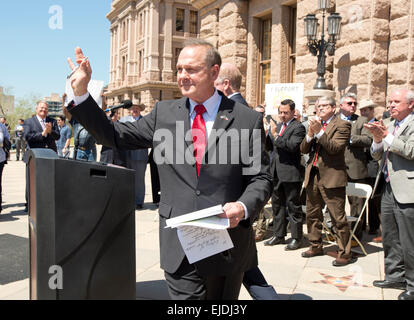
[283,118,295,126]
[340,112,352,121]
[189,89,222,118]
[324,114,335,124]
[227,92,240,99]
[36,115,46,123]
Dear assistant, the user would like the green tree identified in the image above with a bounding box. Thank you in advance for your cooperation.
[6,93,40,139]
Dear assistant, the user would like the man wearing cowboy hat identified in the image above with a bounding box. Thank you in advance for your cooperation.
[359,99,382,236]
[120,103,149,210]
[339,93,373,241]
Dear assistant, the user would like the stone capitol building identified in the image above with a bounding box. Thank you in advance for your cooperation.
[105,0,414,115]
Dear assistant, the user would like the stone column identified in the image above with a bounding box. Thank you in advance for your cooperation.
[184,8,190,37]
[148,0,160,81]
[333,0,390,106]
[143,6,149,76]
[218,1,248,94]
[116,24,122,87]
[163,0,174,82]
[246,15,260,105]
[127,14,136,85]
[387,0,414,95]
[109,28,114,86]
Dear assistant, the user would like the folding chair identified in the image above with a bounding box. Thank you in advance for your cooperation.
[311,183,372,255]
[345,182,372,256]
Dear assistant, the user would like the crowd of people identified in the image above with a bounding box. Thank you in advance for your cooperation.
[0,38,412,301]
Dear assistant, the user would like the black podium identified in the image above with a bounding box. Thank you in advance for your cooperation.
[28,149,136,300]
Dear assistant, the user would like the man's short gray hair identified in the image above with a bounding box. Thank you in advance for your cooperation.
[339,92,357,105]
[183,38,222,68]
[406,90,414,104]
[36,100,48,108]
[316,96,336,107]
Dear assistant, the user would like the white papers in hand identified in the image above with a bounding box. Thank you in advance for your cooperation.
[165,204,234,263]
[65,79,104,107]
[165,204,228,229]
[177,226,234,264]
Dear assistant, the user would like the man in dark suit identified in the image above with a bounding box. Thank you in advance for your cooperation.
[367,88,414,300]
[24,101,60,152]
[359,99,381,235]
[264,99,306,250]
[214,63,279,300]
[66,40,273,300]
[300,96,356,267]
[339,93,372,240]
[214,62,249,107]
[120,104,149,210]
[23,101,60,211]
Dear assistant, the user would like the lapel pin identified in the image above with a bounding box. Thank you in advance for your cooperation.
[220,115,229,121]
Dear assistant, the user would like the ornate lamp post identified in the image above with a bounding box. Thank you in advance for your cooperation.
[304,0,342,90]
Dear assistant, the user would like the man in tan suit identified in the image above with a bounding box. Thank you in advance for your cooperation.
[300,96,356,266]
[367,89,414,300]
[339,93,372,239]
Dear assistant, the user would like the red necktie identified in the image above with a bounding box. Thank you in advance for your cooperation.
[192,105,207,176]
[312,121,328,167]
[279,123,287,135]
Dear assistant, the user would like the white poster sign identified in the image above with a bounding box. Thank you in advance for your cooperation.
[265,83,304,116]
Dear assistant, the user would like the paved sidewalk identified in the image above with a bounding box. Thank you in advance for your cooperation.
[0,156,402,300]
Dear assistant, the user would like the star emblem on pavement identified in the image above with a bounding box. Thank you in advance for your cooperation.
[313,272,370,292]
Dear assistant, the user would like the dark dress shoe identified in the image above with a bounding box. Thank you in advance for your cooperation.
[301,248,324,258]
[285,238,303,251]
[255,233,265,242]
[264,236,285,246]
[332,256,358,267]
[398,290,414,300]
[373,236,382,243]
[373,280,406,290]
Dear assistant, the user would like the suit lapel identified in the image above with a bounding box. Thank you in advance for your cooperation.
[34,116,43,132]
[281,119,298,136]
[394,113,414,138]
[323,114,338,137]
[210,96,235,142]
[175,98,191,150]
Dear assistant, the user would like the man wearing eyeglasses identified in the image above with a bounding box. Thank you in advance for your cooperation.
[339,93,372,241]
[300,96,355,266]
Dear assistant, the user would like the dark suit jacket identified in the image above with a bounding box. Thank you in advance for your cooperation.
[300,114,351,189]
[344,114,372,180]
[24,116,60,152]
[229,92,249,107]
[267,119,306,183]
[69,93,273,276]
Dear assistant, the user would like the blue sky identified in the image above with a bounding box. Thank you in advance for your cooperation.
[0,0,111,101]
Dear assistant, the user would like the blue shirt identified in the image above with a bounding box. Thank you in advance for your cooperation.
[56,124,72,150]
[0,123,10,163]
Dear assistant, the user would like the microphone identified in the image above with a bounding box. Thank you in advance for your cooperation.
[104,100,133,113]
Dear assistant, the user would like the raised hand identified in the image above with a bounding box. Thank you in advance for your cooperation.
[270,119,277,138]
[364,121,388,143]
[67,47,92,97]
[309,117,323,134]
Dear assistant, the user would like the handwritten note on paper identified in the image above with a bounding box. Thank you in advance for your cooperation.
[177,226,234,264]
